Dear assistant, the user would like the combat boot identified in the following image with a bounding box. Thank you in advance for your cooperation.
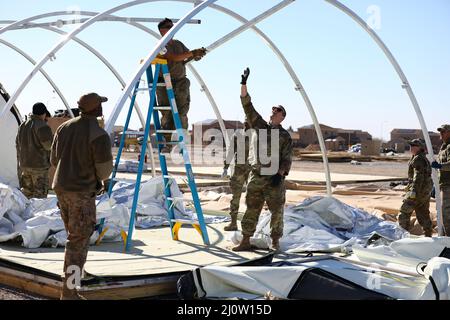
[424,229,433,237]
[270,238,280,252]
[224,215,238,231]
[232,235,252,252]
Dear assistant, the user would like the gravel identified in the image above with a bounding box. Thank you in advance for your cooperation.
[0,284,47,300]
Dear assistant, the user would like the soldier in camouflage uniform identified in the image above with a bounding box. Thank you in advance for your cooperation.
[15,103,53,198]
[222,122,251,231]
[51,93,112,300]
[431,124,450,235]
[156,18,207,151]
[397,139,433,237]
[232,68,293,252]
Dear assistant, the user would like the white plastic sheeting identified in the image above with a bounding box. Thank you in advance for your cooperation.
[0,177,227,248]
[190,237,450,300]
[0,95,20,188]
[230,196,408,252]
[191,258,431,300]
[110,177,227,228]
[0,182,127,248]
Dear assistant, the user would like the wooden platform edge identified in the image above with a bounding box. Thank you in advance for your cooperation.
[0,263,180,300]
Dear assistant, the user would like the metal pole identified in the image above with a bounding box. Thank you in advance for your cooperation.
[0,39,71,116]
[105,0,220,133]
[0,0,217,121]
[325,0,443,234]
[206,0,294,51]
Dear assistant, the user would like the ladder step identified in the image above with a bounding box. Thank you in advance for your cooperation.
[136,87,153,92]
[154,106,172,111]
[158,141,179,145]
[157,130,177,134]
[171,219,199,225]
[157,83,166,87]
[163,175,175,180]
[167,197,193,203]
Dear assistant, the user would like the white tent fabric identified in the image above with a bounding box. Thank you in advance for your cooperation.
[191,237,450,300]
[0,177,227,248]
[192,258,430,300]
[0,94,19,188]
[230,196,408,252]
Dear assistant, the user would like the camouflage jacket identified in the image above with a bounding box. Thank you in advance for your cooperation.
[16,114,53,170]
[437,137,450,186]
[51,114,113,193]
[240,94,292,176]
[223,129,250,170]
[406,151,433,197]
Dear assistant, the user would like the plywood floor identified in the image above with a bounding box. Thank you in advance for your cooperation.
[0,222,266,278]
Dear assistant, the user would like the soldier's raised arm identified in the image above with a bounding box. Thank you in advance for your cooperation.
[240,68,267,129]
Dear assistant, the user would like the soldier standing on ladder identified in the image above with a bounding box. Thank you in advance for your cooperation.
[156,18,207,152]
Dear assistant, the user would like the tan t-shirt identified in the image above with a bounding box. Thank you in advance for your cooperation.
[164,39,190,80]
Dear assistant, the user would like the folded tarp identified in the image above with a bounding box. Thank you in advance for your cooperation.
[178,258,424,300]
[180,236,450,300]
[229,196,408,253]
[0,176,227,248]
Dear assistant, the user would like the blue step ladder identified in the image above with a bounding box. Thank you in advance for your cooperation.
[98,58,210,252]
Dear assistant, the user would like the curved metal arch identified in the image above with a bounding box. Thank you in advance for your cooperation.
[1,1,333,194]
[0,0,217,125]
[40,24,157,176]
[0,8,230,176]
[199,0,332,194]
[0,38,71,119]
[325,0,443,234]
[0,19,157,174]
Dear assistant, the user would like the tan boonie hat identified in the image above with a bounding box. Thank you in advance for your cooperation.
[437,124,450,132]
[78,93,108,112]
[407,138,426,148]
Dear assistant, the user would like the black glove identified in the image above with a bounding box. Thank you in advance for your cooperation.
[431,186,436,199]
[191,47,207,60]
[431,161,442,169]
[270,173,283,187]
[241,67,250,85]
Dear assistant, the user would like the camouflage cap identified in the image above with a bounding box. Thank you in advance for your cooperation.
[78,93,108,113]
[437,124,450,132]
[407,138,426,148]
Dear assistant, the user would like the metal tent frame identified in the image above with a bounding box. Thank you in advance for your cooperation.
[0,0,441,233]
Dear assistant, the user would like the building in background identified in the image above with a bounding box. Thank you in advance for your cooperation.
[388,129,440,153]
[297,123,372,149]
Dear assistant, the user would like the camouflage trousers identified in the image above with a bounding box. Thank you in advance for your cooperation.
[241,171,286,239]
[441,187,450,236]
[157,77,190,143]
[20,167,49,199]
[56,191,96,297]
[229,164,251,218]
[398,195,432,233]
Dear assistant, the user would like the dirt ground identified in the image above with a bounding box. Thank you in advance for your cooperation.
[0,284,46,300]
[116,148,410,178]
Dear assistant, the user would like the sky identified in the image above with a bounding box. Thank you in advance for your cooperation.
[0,0,449,141]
